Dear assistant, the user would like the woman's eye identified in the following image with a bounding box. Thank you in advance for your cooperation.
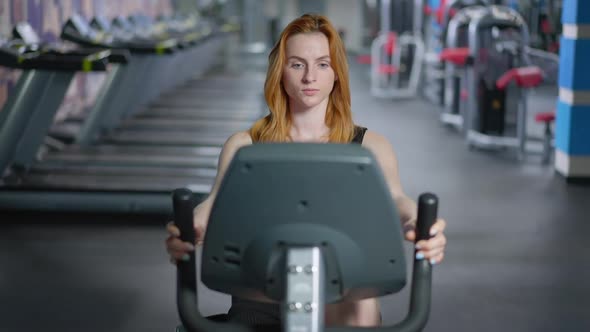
[291,63,304,69]
[319,62,330,68]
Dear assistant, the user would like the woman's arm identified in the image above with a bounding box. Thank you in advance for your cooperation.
[191,131,253,243]
[362,131,416,226]
[166,131,252,260]
[362,130,446,262]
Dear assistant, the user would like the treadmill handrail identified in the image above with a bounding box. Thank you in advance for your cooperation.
[61,16,180,55]
[120,14,209,49]
[0,45,111,71]
[10,21,129,65]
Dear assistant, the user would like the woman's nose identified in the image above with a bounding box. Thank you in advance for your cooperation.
[302,68,316,83]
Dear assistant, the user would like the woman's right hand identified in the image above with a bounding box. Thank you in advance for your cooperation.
[165,221,204,264]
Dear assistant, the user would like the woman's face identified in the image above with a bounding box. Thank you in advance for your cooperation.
[282,32,336,111]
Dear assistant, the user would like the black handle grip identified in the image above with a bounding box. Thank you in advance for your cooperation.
[173,188,196,243]
[416,193,438,242]
[20,53,109,71]
[172,188,197,291]
[106,49,130,63]
[330,193,439,332]
[172,188,253,332]
[387,193,437,331]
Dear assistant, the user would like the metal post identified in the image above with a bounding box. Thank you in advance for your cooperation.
[464,62,475,138]
[0,71,53,174]
[77,64,126,146]
[518,89,528,160]
[381,0,391,33]
[13,71,75,169]
[466,18,480,140]
[414,0,424,35]
[243,0,255,45]
[283,247,325,332]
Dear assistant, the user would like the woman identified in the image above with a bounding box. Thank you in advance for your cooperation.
[166,13,447,327]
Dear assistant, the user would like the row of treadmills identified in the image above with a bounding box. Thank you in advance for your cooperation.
[0,12,266,214]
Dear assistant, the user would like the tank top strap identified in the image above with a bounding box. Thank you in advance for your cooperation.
[351,126,368,144]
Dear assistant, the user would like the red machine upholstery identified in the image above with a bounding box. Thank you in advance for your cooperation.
[440,47,471,66]
[449,7,458,18]
[356,54,372,64]
[496,66,544,90]
[378,64,399,74]
[460,89,469,101]
[535,112,556,123]
[356,32,397,65]
[384,32,397,56]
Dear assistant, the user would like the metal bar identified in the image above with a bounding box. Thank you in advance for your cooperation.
[0,71,53,174]
[13,71,75,169]
[283,247,324,332]
[0,190,204,214]
[381,0,391,33]
[518,90,528,160]
[77,64,127,146]
[414,0,424,35]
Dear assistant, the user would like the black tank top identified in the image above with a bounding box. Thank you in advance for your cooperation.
[253,126,367,144]
[351,126,367,144]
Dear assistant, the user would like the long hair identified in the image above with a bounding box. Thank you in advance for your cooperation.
[249,13,355,143]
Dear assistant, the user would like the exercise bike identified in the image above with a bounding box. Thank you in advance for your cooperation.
[173,143,439,332]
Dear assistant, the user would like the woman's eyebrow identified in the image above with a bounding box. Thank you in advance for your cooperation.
[287,55,331,61]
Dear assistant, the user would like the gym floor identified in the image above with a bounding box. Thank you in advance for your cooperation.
[1,51,589,332]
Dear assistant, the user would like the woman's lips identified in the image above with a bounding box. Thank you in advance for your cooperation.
[302,89,319,96]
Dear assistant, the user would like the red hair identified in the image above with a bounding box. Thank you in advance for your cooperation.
[249,13,355,143]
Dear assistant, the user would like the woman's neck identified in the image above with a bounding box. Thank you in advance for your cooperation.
[288,100,330,142]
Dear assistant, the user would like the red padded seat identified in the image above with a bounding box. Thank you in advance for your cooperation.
[535,112,555,123]
[440,48,470,66]
[496,66,544,90]
[378,64,399,74]
[356,54,372,64]
[356,32,398,65]
[384,32,397,56]
[460,89,468,101]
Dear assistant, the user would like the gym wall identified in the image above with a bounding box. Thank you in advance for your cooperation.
[243,0,363,52]
[555,0,590,179]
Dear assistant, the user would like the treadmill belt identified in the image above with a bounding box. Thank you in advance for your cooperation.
[138,107,263,120]
[119,118,253,131]
[59,144,222,156]
[151,98,262,109]
[185,75,265,87]
[10,173,213,192]
[28,164,217,177]
[165,88,261,99]
[105,131,229,146]
[42,152,218,168]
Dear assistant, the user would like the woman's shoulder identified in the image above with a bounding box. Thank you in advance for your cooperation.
[361,130,396,158]
[221,131,254,156]
[359,130,401,172]
[225,131,254,146]
[361,129,389,146]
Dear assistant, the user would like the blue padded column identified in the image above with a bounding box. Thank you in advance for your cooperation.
[555,0,590,180]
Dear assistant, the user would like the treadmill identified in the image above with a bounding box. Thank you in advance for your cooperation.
[60,15,263,145]
[9,20,230,166]
[0,46,214,213]
[0,17,257,214]
[118,12,265,124]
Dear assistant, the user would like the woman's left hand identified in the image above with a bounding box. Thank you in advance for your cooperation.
[403,218,447,265]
